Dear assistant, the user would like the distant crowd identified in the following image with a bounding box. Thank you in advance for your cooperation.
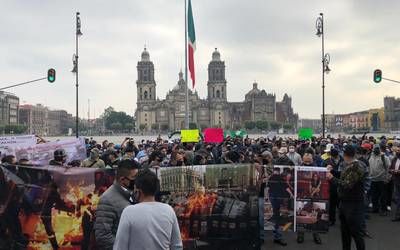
[1,133,400,250]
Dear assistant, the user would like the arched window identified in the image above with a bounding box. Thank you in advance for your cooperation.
[144,91,148,99]
[212,87,215,98]
[216,90,220,98]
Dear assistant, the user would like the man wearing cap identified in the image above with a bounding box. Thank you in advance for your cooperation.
[327,145,366,250]
[49,149,67,166]
[82,148,105,168]
[321,143,334,161]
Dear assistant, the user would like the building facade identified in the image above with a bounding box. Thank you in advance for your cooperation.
[384,96,400,131]
[48,110,73,136]
[19,104,49,135]
[135,48,298,131]
[0,91,19,125]
[19,104,73,136]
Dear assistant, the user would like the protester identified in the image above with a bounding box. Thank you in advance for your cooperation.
[287,144,302,166]
[49,149,67,166]
[82,148,106,168]
[113,169,183,250]
[327,145,366,250]
[368,145,390,215]
[390,142,400,222]
[94,159,140,250]
[324,147,343,226]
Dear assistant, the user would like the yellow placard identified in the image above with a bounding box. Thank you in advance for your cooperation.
[181,129,199,142]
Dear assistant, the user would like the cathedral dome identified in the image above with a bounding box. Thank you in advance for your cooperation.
[212,48,221,61]
[246,82,261,95]
[141,47,150,61]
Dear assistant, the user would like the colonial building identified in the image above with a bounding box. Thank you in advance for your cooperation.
[0,91,19,125]
[135,48,298,131]
[384,96,400,131]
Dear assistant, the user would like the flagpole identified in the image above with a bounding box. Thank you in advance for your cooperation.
[184,0,189,129]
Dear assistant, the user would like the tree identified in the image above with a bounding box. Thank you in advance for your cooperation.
[244,121,256,130]
[151,123,159,131]
[110,122,122,131]
[139,124,147,131]
[270,121,282,131]
[283,123,293,131]
[101,107,134,132]
[255,120,269,130]
[3,125,28,134]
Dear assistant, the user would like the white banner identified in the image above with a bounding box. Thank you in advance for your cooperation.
[11,137,87,165]
[0,135,36,156]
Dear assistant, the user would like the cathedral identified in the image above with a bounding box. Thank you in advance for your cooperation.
[135,48,298,132]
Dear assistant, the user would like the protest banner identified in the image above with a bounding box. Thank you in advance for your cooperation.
[263,165,330,233]
[1,163,261,250]
[0,165,113,249]
[159,164,260,249]
[295,166,329,232]
[0,135,36,156]
[203,128,223,143]
[181,129,200,142]
[263,165,295,232]
[298,128,313,140]
[11,137,87,165]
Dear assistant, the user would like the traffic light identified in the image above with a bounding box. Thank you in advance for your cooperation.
[47,68,56,83]
[373,69,382,83]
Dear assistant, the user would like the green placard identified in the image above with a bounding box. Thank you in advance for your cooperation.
[298,128,313,139]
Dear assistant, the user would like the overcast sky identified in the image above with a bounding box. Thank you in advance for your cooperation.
[1,0,399,119]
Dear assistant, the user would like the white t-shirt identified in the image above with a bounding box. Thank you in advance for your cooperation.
[114,202,183,250]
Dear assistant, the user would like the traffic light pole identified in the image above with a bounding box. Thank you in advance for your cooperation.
[382,77,400,84]
[0,77,46,91]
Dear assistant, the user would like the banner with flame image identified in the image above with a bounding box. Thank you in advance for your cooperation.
[158,164,261,250]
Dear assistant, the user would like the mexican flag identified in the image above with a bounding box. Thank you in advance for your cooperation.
[188,0,196,88]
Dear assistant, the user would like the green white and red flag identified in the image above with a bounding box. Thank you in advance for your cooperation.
[188,0,196,88]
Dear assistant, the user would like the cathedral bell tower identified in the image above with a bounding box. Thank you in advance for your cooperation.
[207,48,227,103]
[136,47,156,131]
[136,47,156,104]
[207,48,228,128]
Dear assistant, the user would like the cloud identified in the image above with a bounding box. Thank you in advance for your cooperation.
[0,0,399,120]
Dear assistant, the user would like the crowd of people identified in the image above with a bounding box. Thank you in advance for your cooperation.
[1,133,400,250]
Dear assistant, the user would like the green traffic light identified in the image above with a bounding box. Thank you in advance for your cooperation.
[47,68,56,83]
[373,69,382,83]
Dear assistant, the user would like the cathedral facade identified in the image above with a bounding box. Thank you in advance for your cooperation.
[135,48,298,132]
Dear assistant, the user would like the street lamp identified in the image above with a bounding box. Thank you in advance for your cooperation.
[315,13,331,138]
[72,12,82,138]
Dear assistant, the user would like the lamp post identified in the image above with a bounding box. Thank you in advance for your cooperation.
[72,12,82,138]
[316,13,331,138]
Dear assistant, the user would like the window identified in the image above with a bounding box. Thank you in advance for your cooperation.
[140,88,142,93]
[216,90,220,98]
[144,91,148,99]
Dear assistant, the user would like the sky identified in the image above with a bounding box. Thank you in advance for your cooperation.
[1,0,399,119]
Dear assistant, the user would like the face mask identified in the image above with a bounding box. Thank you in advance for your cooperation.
[373,149,380,155]
[262,159,270,165]
[129,180,136,190]
[289,148,295,153]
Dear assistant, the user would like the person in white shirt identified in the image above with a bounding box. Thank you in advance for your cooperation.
[113,169,183,250]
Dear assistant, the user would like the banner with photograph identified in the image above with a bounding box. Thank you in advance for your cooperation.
[0,165,116,250]
[11,137,87,165]
[263,166,330,233]
[263,166,295,232]
[295,166,329,232]
[159,164,260,250]
[0,135,36,156]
